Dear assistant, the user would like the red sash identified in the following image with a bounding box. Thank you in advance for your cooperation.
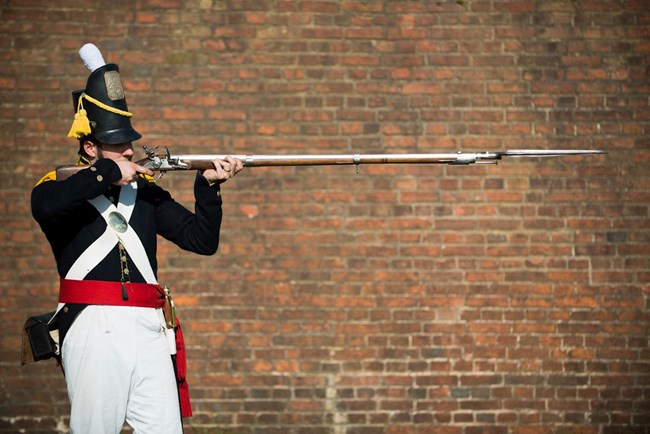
[59,279,192,418]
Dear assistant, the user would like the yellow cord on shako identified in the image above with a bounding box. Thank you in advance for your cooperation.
[67,93,133,139]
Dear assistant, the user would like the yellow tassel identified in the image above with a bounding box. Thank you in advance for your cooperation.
[67,96,92,139]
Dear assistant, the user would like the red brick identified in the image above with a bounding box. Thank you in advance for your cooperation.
[3,0,648,432]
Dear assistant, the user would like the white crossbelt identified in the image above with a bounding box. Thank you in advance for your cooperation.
[65,181,156,283]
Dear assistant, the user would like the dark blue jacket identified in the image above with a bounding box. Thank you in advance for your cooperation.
[31,157,223,344]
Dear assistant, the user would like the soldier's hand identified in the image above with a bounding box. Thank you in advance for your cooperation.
[113,159,153,186]
[203,156,244,184]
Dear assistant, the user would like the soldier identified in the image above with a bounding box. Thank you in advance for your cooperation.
[30,44,243,433]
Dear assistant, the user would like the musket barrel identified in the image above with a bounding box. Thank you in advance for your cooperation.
[172,149,605,168]
[176,153,471,167]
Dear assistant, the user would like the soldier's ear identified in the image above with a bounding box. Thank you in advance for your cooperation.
[83,140,99,159]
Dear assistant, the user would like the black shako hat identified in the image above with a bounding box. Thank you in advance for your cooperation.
[68,44,141,144]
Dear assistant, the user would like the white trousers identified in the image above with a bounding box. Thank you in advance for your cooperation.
[62,305,182,434]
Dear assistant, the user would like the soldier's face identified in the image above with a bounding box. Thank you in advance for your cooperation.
[95,142,134,162]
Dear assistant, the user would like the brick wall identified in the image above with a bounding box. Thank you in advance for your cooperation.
[1,1,648,433]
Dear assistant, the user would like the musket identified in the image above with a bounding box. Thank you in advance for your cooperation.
[55,146,607,181]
